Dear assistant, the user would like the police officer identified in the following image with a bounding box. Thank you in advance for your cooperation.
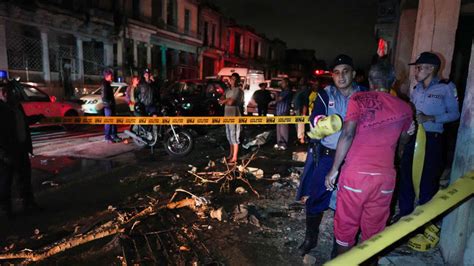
[397,52,460,218]
[295,54,367,256]
[0,80,44,216]
[0,83,16,218]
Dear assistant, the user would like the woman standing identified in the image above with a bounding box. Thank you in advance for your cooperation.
[219,73,244,163]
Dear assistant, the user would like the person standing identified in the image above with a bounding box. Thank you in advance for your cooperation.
[137,68,159,115]
[0,83,17,218]
[0,80,44,214]
[219,73,244,163]
[307,79,321,115]
[274,78,293,151]
[326,62,413,257]
[293,77,311,144]
[101,69,120,143]
[252,82,273,116]
[396,52,460,218]
[126,75,140,113]
[295,54,365,256]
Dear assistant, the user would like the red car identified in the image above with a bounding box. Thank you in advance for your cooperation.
[10,80,83,129]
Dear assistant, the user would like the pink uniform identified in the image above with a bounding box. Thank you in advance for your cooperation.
[334,91,412,247]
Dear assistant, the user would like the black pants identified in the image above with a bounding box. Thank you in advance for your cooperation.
[398,132,443,216]
[257,104,268,116]
[0,163,13,208]
[15,152,34,203]
[0,151,32,208]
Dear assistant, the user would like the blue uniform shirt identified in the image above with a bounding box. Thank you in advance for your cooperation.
[309,84,366,149]
[411,78,460,133]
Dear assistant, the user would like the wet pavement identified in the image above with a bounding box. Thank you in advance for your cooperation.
[0,125,446,265]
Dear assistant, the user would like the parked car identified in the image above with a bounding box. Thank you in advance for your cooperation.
[6,80,83,130]
[162,79,226,116]
[80,82,129,115]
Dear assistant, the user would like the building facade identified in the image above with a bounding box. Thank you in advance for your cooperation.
[0,0,202,98]
[0,0,288,98]
[197,4,225,78]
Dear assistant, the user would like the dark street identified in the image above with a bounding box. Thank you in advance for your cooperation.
[0,0,473,265]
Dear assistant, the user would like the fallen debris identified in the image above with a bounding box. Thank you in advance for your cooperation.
[235,187,248,194]
[292,151,307,162]
[210,207,227,222]
[0,193,208,263]
[242,131,271,149]
[171,174,181,181]
[249,215,260,227]
[232,204,249,222]
[41,180,59,187]
[188,152,260,197]
[246,167,264,179]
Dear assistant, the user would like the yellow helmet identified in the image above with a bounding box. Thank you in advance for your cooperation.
[307,114,343,140]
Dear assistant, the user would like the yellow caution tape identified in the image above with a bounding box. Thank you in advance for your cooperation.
[413,124,427,199]
[407,223,440,251]
[325,172,474,266]
[41,116,309,125]
[408,233,436,252]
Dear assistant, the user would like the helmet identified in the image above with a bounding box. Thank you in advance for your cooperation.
[134,102,146,116]
[142,68,151,76]
[307,114,343,140]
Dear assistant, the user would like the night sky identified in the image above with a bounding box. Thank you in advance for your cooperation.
[210,0,379,69]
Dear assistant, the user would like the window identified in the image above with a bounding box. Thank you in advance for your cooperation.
[137,42,147,69]
[211,24,216,47]
[83,40,104,75]
[248,39,252,57]
[152,0,163,25]
[234,33,241,55]
[254,41,259,59]
[268,47,274,60]
[132,0,140,19]
[22,85,50,102]
[184,9,190,33]
[203,21,209,46]
[167,0,177,26]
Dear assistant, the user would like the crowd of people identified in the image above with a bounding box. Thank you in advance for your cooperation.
[295,52,459,260]
[0,48,461,262]
[223,51,460,260]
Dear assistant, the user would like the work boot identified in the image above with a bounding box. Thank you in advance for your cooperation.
[334,242,351,257]
[298,213,323,256]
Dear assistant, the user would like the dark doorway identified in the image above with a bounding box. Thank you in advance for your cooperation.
[203,56,215,78]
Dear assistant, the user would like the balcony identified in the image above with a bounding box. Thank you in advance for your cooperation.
[157,22,201,40]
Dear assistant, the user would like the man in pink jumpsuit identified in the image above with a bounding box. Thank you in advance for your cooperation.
[325,62,413,257]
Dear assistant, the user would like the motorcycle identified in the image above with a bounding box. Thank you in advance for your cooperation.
[124,102,194,157]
